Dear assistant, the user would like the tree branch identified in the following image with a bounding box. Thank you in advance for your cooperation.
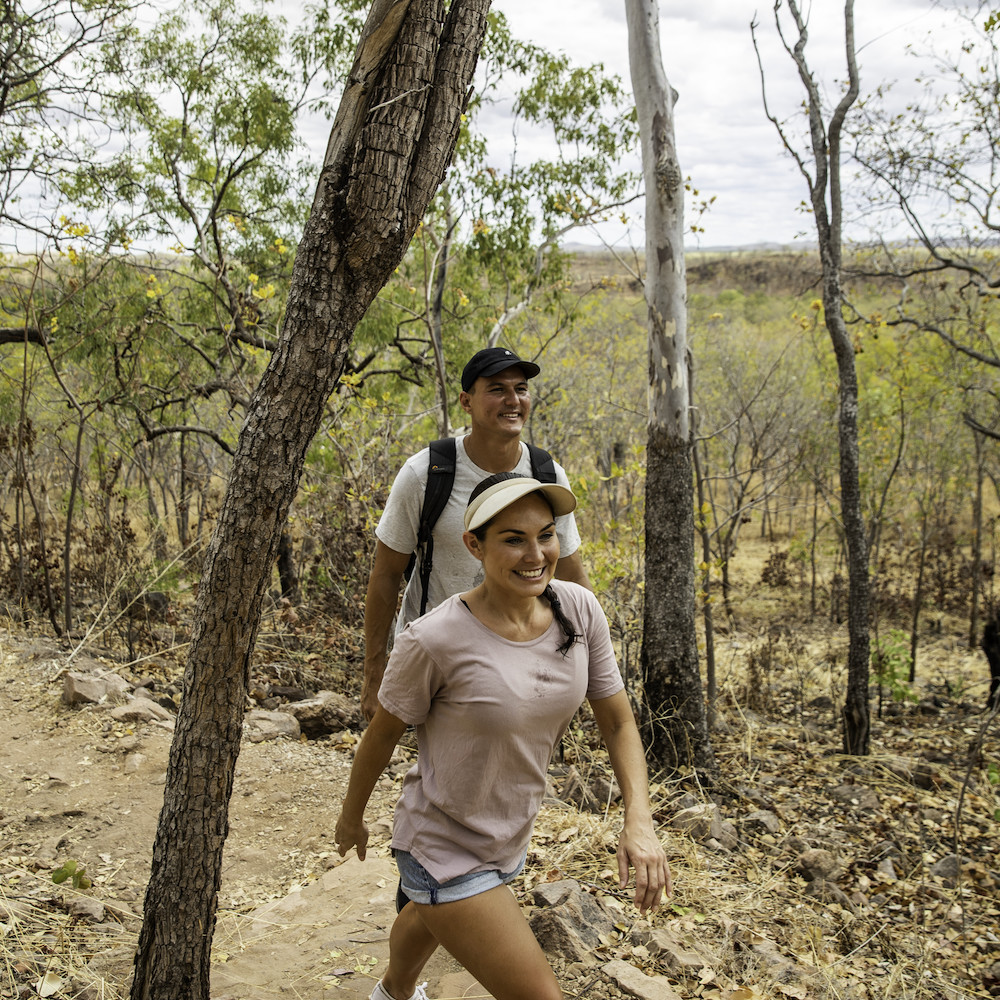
[0,326,46,345]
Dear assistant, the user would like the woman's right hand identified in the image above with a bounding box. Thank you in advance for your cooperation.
[334,813,370,861]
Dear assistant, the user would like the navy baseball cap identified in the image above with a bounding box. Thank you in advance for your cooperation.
[461,348,540,391]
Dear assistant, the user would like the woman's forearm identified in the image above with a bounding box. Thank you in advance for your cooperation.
[340,708,407,822]
[589,691,655,820]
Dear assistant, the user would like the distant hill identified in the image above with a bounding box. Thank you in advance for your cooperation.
[563,241,811,255]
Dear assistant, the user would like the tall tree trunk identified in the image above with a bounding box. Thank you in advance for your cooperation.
[429,193,454,438]
[969,428,985,650]
[826,248,870,756]
[625,0,716,779]
[756,0,869,755]
[130,2,490,996]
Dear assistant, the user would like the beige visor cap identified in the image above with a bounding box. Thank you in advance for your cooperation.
[464,476,577,532]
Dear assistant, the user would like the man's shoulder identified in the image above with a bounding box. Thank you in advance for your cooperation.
[396,434,568,491]
[390,445,434,489]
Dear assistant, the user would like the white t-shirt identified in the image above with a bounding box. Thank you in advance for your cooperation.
[379,581,624,882]
[375,435,581,632]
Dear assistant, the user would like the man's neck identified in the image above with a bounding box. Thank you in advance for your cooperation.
[462,431,523,474]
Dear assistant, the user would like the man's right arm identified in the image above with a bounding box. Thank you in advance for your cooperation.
[362,540,413,722]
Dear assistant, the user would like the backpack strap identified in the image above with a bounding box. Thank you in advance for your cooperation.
[527,442,557,484]
[405,439,556,618]
[408,437,457,617]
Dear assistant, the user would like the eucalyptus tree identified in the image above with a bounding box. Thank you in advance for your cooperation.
[753,0,870,755]
[131,1,491,995]
[625,0,716,777]
[68,0,347,359]
[42,0,354,605]
[851,2,1000,652]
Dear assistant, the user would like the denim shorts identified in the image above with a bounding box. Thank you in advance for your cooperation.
[393,849,526,911]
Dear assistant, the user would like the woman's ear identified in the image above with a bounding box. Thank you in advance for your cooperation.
[462,530,482,559]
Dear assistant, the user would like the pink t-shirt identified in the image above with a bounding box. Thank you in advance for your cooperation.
[378,580,624,883]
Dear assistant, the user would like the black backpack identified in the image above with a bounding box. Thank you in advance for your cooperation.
[405,437,557,617]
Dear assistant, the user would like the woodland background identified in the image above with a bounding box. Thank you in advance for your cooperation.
[2,1,1000,998]
[2,0,1000,682]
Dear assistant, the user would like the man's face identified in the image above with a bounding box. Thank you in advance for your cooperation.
[460,366,532,437]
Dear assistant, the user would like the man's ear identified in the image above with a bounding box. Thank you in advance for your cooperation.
[458,389,472,414]
[462,530,482,559]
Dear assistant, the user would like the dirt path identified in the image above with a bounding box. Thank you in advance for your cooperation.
[0,631,492,999]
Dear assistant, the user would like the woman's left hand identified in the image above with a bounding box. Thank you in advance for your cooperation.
[618,819,671,914]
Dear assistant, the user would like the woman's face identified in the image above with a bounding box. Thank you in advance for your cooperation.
[466,492,560,600]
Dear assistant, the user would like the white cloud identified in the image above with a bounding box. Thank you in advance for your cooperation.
[488,0,970,247]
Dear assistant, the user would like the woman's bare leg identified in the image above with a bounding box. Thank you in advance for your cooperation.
[411,885,562,1000]
[379,902,439,1000]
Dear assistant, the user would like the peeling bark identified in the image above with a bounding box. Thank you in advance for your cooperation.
[625,0,716,778]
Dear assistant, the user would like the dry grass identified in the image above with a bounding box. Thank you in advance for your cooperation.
[1,859,137,1000]
[3,529,998,1000]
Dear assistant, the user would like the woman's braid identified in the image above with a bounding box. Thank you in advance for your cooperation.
[544,584,581,655]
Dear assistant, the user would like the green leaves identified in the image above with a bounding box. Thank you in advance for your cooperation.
[51,859,92,890]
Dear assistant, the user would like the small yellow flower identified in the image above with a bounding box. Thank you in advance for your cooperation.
[62,218,90,237]
[248,273,259,285]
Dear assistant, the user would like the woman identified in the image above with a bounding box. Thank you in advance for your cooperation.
[335,473,671,1000]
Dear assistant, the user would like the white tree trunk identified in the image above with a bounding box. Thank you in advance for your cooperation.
[625,0,715,777]
[625,0,687,439]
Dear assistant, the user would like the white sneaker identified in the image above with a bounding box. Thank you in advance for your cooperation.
[369,981,429,1000]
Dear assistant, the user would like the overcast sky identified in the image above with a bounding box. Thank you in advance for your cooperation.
[476,0,967,249]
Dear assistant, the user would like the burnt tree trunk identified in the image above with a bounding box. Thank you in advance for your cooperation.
[983,613,1000,711]
[276,530,298,601]
[130,2,490,997]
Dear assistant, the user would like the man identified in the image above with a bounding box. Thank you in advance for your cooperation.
[362,347,591,720]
